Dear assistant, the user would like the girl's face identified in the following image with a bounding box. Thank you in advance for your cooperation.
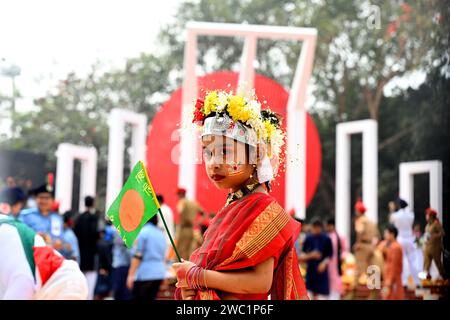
[201,135,255,191]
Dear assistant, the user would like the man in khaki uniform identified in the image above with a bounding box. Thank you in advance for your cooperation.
[175,188,205,260]
[349,199,381,298]
[423,208,445,279]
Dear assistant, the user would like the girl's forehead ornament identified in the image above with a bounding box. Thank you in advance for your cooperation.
[201,113,257,147]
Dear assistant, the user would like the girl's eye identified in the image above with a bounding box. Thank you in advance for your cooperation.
[203,149,212,159]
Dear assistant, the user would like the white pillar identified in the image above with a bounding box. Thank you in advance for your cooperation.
[238,35,257,91]
[285,33,317,219]
[178,29,199,200]
[399,160,443,222]
[106,108,147,209]
[362,121,378,224]
[55,143,97,213]
[335,120,378,245]
[180,22,317,211]
[336,126,351,242]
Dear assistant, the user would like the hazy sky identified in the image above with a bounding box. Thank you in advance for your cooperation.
[0,0,181,111]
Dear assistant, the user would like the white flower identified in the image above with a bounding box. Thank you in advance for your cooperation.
[248,99,261,115]
[247,117,265,140]
[270,129,285,158]
[216,91,229,112]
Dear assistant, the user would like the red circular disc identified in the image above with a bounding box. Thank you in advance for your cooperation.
[146,71,322,222]
[119,189,145,232]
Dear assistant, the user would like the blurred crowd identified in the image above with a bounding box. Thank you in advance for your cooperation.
[0,176,211,300]
[1,175,447,300]
[294,198,447,300]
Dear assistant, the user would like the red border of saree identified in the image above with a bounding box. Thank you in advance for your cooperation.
[177,192,308,300]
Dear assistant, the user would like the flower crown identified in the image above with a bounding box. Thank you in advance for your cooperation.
[192,89,285,159]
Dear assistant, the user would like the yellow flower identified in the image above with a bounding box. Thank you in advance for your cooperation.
[239,108,252,123]
[264,120,276,140]
[204,91,218,115]
[227,95,248,122]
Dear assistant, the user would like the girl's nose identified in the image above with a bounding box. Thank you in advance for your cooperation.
[205,155,219,169]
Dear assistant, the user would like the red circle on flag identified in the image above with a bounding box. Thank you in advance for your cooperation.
[119,189,145,232]
[146,71,322,222]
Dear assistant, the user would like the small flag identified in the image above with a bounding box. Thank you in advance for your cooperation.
[106,161,160,248]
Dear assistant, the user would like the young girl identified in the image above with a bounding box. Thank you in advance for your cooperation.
[172,89,308,300]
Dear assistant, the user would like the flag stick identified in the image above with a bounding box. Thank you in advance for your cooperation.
[157,207,182,262]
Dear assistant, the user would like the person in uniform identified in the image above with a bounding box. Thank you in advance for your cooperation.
[389,198,419,287]
[423,208,446,279]
[19,183,63,245]
[111,227,132,300]
[175,188,205,260]
[126,215,167,300]
[348,198,380,299]
[60,211,80,263]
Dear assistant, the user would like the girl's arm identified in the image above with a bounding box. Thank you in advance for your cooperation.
[204,257,274,294]
[174,257,274,294]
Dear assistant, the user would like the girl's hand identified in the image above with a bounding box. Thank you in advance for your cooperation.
[172,259,197,288]
[181,288,197,300]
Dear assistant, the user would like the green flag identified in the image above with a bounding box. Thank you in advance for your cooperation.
[106,160,160,248]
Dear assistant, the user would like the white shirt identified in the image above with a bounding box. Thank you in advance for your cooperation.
[157,204,175,247]
[390,208,415,240]
[0,214,45,300]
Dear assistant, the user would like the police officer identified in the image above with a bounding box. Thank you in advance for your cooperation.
[19,183,63,244]
[346,199,380,299]
[423,208,445,280]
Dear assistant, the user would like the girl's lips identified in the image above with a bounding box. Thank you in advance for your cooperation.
[211,174,226,181]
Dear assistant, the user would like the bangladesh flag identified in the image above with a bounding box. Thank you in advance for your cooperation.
[106,161,160,248]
